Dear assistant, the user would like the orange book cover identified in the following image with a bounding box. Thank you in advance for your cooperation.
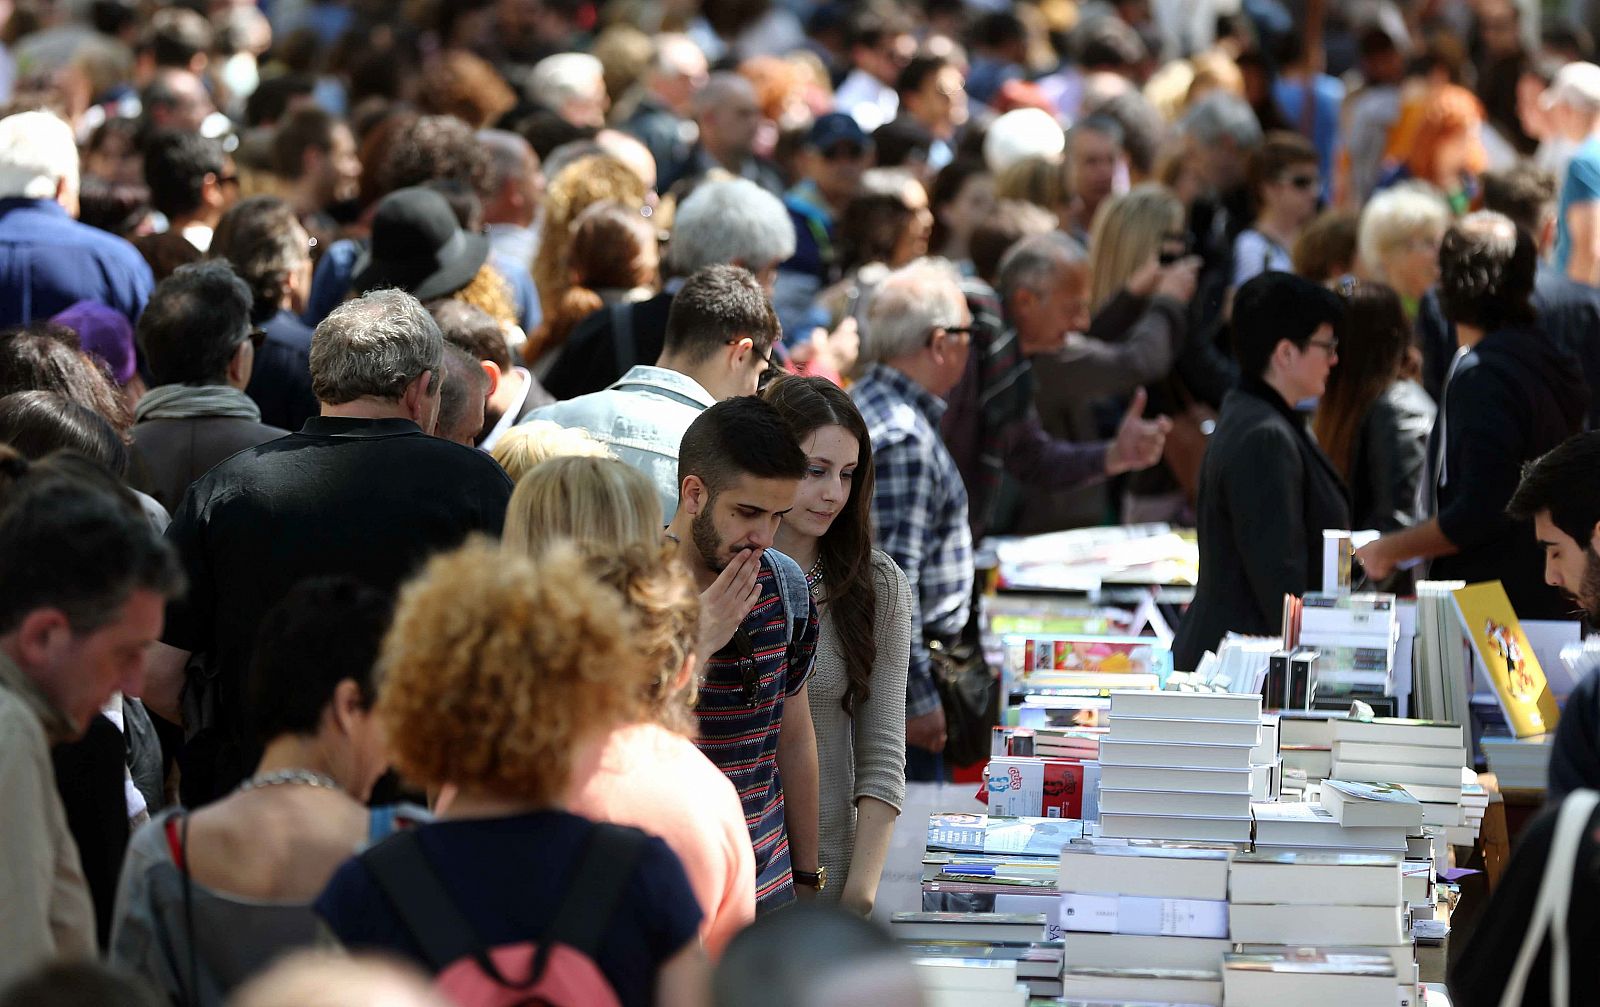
[1452,581,1560,738]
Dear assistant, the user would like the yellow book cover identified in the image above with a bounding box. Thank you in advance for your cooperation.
[1452,581,1561,738]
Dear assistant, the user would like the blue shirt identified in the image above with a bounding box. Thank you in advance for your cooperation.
[694,553,818,911]
[1556,136,1600,273]
[247,309,319,432]
[850,363,974,720]
[0,198,152,327]
[316,811,701,1007]
[1272,74,1345,202]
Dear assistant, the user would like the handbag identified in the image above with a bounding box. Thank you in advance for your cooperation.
[927,635,998,768]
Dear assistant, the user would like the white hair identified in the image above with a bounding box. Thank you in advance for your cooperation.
[1358,183,1452,275]
[861,258,966,363]
[528,53,604,109]
[1179,92,1263,150]
[653,34,706,78]
[983,108,1066,174]
[996,231,1087,308]
[0,112,78,201]
[666,178,796,273]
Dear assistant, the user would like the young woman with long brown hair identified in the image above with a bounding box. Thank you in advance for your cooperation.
[1312,278,1436,539]
[761,374,911,915]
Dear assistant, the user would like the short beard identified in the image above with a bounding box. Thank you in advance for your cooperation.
[1580,547,1600,625]
[691,500,727,573]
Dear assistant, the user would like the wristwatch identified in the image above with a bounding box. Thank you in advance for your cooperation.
[793,866,827,891]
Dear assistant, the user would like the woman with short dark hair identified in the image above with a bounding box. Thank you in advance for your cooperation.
[109,578,412,1007]
[1173,271,1349,670]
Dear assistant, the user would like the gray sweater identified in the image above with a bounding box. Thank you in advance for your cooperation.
[808,550,912,902]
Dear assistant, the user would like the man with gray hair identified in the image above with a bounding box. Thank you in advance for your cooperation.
[0,111,153,326]
[849,260,974,772]
[542,176,796,398]
[662,72,783,196]
[526,52,609,129]
[147,288,512,805]
[622,34,709,185]
[477,129,545,273]
[1000,230,1176,532]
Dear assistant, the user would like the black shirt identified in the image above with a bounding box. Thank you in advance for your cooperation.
[246,309,320,432]
[540,292,675,401]
[162,416,513,803]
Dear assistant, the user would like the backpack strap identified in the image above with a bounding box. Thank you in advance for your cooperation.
[361,830,484,973]
[610,301,637,375]
[544,823,650,958]
[766,548,810,664]
[1497,789,1600,1007]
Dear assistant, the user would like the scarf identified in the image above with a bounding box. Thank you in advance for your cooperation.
[134,383,262,424]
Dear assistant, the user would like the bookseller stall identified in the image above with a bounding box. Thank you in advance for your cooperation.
[894,525,1586,1005]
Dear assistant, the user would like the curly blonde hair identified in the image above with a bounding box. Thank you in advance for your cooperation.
[527,155,649,362]
[377,539,651,801]
[453,263,519,329]
[585,543,702,733]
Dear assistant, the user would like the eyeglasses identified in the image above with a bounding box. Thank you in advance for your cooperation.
[726,338,775,368]
[244,326,267,350]
[730,628,760,707]
[1307,337,1339,355]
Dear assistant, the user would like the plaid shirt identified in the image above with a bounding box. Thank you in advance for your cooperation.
[851,363,974,719]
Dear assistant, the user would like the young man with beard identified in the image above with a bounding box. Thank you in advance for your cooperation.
[1507,432,1600,798]
[667,396,822,912]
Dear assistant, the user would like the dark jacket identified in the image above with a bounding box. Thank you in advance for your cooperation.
[131,415,287,514]
[1348,379,1435,533]
[1428,325,1588,619]
[1174,377,1351,671]
[1417,264,1600,419]
[1549,659,1600,801]
[539,292,675,401]
[246,310,319,432]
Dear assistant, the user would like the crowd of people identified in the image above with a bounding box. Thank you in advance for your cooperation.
[7,0,1600,1004]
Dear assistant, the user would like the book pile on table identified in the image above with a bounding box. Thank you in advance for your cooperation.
[921,815,1084,935]
[1097,690,1261,845]
[1229,851,1416,1005]
[1056,842,1232,1005]
[1223,949,1400,1007]
[1290,592,1400,708]
[896,913,1042,1006]
[1278,712,1338,785]
[1481,732,1553,790]
[1251,713,1281,801]
[1330,718,1469,830]
[1316,778,1434,912]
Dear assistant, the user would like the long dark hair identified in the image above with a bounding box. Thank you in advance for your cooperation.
[1313,279,1412,480]
[762,375,881,716]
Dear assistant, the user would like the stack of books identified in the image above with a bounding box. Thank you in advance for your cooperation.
[1229,851,1414,1001]
[1447,772,1489,847]
[910,955,1029,1007]
[1223,950,1399,1007]
[1251,713,1281,801]
[892,911,1047,944]
[1292,592,1400,705]
[922,815,1084,931]
[1250,802,1409,856]
[1057,843,1233,977]
[905,943,1063,999]
[1058,964,1223,1004]
[1330,719,1468,829]
[1413,581,1472,727]
[1096,690,1260,844]
[1481,733,1553,790]
[1279,713,1337,783]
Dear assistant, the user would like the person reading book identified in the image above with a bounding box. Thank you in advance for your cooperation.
[762,375,912,916]
[109,578,420,1006]
[1173,271,1349,671]
[500,454,757,956]
[666,396,824,911]
[1356,212,1588,617]
[1507,432,1600,799]
[314,541,708,1007]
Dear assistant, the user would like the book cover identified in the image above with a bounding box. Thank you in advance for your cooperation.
[926,814,1085,857]
[1452,581,1561,738]
[982,758,1086,819]
[1320,779,1424,829]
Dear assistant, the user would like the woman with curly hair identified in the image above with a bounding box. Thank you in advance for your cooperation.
[316,541,709,1007]
[761,375,911,915]
[500,456,756,955]
[527,155,651,367]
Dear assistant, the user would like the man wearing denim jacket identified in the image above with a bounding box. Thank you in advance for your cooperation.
[527,264,780,519]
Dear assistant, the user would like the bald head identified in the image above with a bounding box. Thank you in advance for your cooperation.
[695,73,761,165]
[596,129,658,193]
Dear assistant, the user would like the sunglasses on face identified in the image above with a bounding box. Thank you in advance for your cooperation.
[925,324,973,346]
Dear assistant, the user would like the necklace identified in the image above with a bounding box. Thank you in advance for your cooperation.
[237,768,341,793]
[805,554,824,591]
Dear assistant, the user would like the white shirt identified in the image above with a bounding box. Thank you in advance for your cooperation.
[479,366,535,452]
[834,69,899,133]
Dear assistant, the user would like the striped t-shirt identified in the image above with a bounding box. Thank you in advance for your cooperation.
[694,554,818,911]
